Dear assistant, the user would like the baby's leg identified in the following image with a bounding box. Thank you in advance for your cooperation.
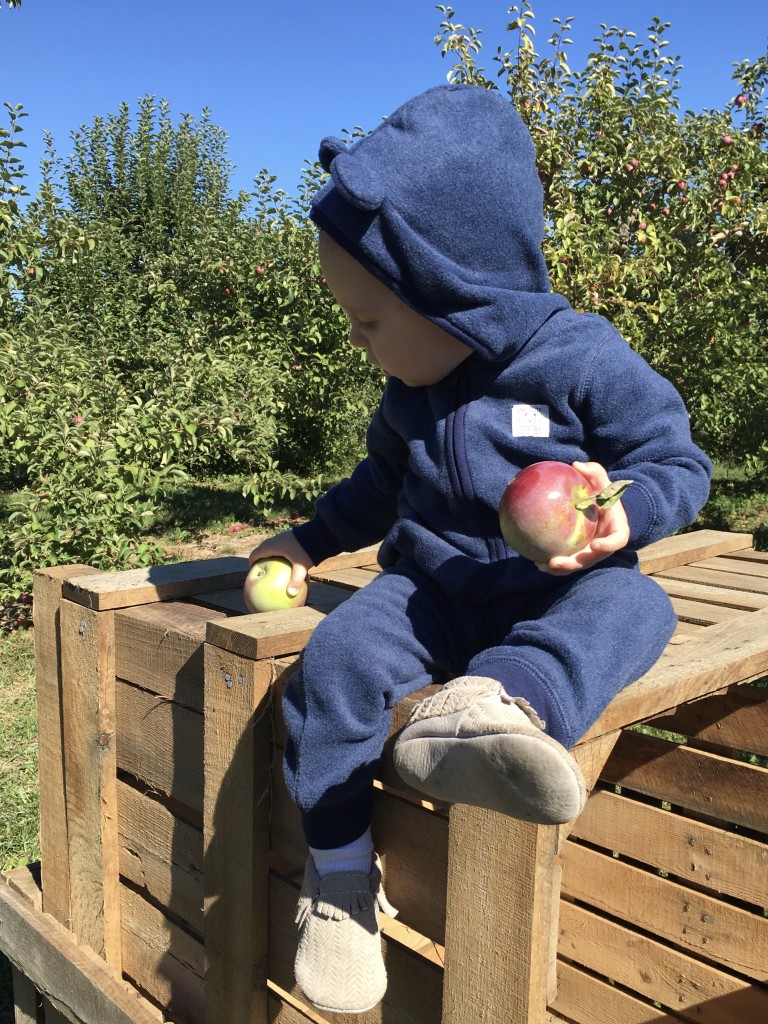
[284,564,469,1014]
[468,560,677,748]
[283,563,471,847]
[394,561,675,822]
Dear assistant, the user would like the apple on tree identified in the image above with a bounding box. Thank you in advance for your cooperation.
[498,461,633,564]
[243,557,309,613]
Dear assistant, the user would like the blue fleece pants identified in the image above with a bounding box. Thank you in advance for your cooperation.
[283,556,676,848]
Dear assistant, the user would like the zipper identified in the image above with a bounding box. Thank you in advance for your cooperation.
[445,373,506,563]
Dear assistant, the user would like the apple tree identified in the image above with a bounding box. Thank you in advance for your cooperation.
[436,3,768,476]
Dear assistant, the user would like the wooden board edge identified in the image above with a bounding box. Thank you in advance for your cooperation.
[0,874,163,1024]
[638,530,753,576]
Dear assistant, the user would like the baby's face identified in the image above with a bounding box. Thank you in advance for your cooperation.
[318,232,472,387]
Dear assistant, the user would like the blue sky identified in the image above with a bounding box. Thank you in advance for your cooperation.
[3,0,767,199]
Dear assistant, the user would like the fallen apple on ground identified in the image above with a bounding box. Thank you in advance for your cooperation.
[499,461,633,563]
[243,557,309,613]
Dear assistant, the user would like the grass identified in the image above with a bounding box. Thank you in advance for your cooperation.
[0,629,36,1024]
[0,629,38,872]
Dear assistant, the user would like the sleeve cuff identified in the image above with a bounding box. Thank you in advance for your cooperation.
[619,481,655,549]
[291,518,343,567]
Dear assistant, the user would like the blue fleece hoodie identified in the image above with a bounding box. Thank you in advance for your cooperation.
[293,85,712,598]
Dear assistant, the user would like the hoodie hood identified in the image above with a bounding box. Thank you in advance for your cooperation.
[310,84,569,363]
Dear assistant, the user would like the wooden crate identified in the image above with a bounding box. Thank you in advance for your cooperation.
[1,530,768,1024]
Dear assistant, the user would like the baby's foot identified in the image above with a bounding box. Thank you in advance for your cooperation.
[294,854,397,1014]
[393,675,585,823]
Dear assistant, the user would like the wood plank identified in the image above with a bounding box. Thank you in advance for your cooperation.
[115,602,228,710]
[561,840,768,980]
[668,596,747,626]
[59,600,121,970]
[306,566,379,590]
[559,900,768,1024]
[205,605,327,661]
[117,781,204,935]
[120,884,203,1024]
[551,960,689,1024]
[0,875,161,1024]
[115,680,203,814]
[657,564,768,596]
[693,555,768,580]
[11,964,39,1024]
[600,730,768,833]
[443,807,558,1022]
[580,607,768,742]
[655,576,768,611]
[721,548,768,564]
[61,557,250,611]
[310,545,381,573]
[570,788,768,907]
[202,649,273,1024]
[32,565,98,928]
[649,684,768,758]
[638,531,753,575]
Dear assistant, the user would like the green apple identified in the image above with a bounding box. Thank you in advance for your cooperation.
[243,557,308,613]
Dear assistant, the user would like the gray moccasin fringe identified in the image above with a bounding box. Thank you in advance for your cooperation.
[294,854,398,1014]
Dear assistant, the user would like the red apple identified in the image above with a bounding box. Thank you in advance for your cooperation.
[498,462,632,563]
[243,557,308,613]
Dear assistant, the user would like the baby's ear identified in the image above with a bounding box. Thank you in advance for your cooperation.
[318,136,385,213]
[318,135,347,172]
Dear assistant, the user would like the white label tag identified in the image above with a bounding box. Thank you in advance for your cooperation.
[512,403,550,438]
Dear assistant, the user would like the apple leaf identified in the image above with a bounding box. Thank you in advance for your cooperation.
[575,480,634,511]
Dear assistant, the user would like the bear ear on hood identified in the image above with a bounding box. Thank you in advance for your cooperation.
[318,135,383,212]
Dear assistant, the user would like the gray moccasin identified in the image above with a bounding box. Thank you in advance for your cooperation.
[393,675,586,823]
[294,854,398,1015]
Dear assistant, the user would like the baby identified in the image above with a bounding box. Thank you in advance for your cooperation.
[250,84,712,1014]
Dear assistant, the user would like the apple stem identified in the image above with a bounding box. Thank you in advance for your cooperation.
[575,480,634,511]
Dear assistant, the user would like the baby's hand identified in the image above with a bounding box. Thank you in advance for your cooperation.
[536,461,630,576]
[248,531,313,597]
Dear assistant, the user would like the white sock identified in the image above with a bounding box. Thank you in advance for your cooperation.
[310,827,374,878]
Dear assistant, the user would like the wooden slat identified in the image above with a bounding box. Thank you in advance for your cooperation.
[443,807,559,1022]
[721,548,768,564]
[202,649,273,1024]
[580,606,768,742]
[59,600,121,970]
[559,900,768,1023]
[655,576,768,611]
[115,602,228,710]
[115,680,203,814]
[10,964,39,1024]
[600,730,768,833]
[693,555,768,580]
[61,557,250,611]
[32,565,98,929]
[205,606,327,661]
[571,788,768,907]
[551,960,689,1024]
[310,545,381,573]
[120,884,204,1024]
[638,531,753,575]
[117,781,204,935]
[657,564,768,596]
[561,841,768,980]
[649,684,768,758]
[306,566,379,590]
[668,596,747,626]
[0,874,161,1024]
